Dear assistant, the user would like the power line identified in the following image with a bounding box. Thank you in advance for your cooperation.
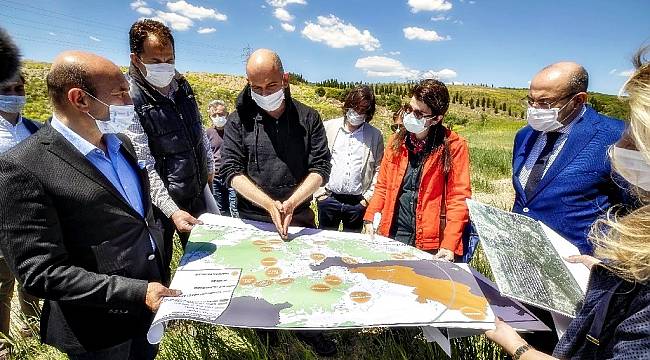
[0,0,243,52]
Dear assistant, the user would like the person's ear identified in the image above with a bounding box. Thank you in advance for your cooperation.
[131,53,146,74]
[282,73,289,88]
[576,92,588,105]
[68,88,91,112]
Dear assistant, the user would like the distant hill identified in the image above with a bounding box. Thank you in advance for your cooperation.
[20,61,629,138]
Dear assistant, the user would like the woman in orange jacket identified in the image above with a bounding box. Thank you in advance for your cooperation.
[362,79,471,261]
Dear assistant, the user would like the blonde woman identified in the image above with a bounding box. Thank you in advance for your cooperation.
[485,48,650,359]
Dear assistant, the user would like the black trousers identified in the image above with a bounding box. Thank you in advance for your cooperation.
[67,335,157,360]
[317,193,366,232]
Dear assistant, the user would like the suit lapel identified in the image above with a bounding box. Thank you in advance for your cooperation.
[41,126,139,216]
[527,109,600,202]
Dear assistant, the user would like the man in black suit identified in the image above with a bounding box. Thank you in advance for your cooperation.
[0,51,180,359]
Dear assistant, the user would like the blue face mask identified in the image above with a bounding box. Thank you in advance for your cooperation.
[0,95,26,114]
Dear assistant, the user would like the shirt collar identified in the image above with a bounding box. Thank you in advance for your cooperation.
[340,118,365,134]
[0,113,23,128]
[557,105,586,134]
[50,114,121,156]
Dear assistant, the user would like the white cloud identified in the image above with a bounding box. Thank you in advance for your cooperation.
[48,32,56,36]
[420,68,457,80]
[281,23,296,32]
[453,19,464,25]
[89,36,101,42]
[355,56,457,81]
[618,69,635,77]
[266,0,306,7]
[355,56,419,78]
[274,8,294,22]
[149,10,194,31]
[403,27,450,41]
[136,7,154,15]
[431,15,450,21]
[469,1,476,4]
[609,68,617,75]
[166,0,227,21]
[408,0,452,13]
[302,15,381,51]
[197,27,216,34]
[130,0,147,9]
[388,51,401,55]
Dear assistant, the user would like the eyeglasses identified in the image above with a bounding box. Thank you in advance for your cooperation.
[403,104,436,121]
[521,93,576,110]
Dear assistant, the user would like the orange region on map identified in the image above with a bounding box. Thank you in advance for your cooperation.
[351,265,489,320]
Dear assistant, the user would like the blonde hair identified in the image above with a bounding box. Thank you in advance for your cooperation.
[591,47,650,283]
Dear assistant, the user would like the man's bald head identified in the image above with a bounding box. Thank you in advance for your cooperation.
[47,51,122,109]
[246,49,284,78]
[245,49,288,100]
[532,62,589,96]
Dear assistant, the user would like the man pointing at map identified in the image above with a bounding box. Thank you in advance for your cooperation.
[220,49,335,355]
[221,49,331,239]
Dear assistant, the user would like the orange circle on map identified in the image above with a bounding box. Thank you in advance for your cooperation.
[253,240,267,246]
[310,253,326,262]
[313,240,328,245]
[401,252,415,258]
[460,307,486,321]
[239,275,257,285]
[265,267,282,278]
[341,257,358,265]
[261,257,278,267]
[260,246,274,253]
[269,239,284,245]
[391,254,405,260]
[277,277,294,285]
[324,275,342,286]
[350,291,372,303]
[311,283,331,292]
[255,280,273,288]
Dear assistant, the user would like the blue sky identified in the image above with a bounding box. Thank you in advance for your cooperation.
[1,0,649,94]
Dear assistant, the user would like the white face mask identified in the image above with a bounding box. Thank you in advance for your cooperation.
[211,115,227,128]
[142,62,175,88]
[346,109,366,126]
[526,107,564,132]
[0,95,26,114]
[610,146,650,191]
[403,112,430,135]
[84,92,135,134]
[526,95,577,132]
[251,87,285,112]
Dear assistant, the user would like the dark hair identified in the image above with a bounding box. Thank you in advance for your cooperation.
[0,28,20,84]
[410,79,450,116]
[567,66,589,94]
[46,62,96,108]
[344,85,376,122]
[129,19,175,56]
[391,79,452,174]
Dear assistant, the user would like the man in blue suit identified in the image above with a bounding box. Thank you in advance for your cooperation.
[513,62,625,255]
[512,61,625,353]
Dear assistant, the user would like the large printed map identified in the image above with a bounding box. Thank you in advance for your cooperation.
[147,214,546,343]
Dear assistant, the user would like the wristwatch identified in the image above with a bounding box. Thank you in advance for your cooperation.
[513,344,532,360]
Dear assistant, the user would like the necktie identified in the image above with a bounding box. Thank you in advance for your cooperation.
[525,132,561,199]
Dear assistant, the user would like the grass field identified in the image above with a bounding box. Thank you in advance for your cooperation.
[8,63,626,359]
